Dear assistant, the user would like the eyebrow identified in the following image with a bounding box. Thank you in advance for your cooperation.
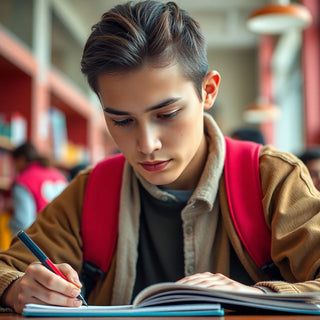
[103,97,182,115]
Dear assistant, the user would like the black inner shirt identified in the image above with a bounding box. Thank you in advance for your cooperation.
[132,184,187,298]
[131,183,256,300]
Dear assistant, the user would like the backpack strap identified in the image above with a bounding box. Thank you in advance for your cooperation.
[224,137,273,272]
[80,153,125,298]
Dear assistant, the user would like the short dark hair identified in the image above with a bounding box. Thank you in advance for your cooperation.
[12,141,50,167]
[231,127,266,145]
[81,0,208,100]
[299,147,320,164]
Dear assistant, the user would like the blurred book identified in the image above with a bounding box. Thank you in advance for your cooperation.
[10,112,27,146]
[49,107,67,161]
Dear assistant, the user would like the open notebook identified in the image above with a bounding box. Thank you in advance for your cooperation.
[23,282,320,316]
[22,303,223,317]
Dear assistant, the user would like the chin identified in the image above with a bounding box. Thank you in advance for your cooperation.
[141,172,177,188]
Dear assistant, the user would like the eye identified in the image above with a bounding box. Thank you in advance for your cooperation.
[158,109,179,120]
[112,118,133,127]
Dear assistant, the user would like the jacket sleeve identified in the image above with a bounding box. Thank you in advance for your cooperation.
[0,170,90,310]
[257,145,320,292]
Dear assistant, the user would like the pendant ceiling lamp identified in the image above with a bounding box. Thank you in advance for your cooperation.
[247,0,312,34]
[243,99,281,124]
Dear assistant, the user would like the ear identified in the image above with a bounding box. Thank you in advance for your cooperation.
[202,71,221,110]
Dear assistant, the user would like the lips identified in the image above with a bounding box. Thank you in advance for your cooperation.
[140,160,171,172]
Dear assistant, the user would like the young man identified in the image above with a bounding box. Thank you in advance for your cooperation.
[1,0,320,314]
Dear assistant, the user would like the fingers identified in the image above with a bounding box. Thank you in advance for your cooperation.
[26,262,81,297]
[14,276,82,314]
[177,272,228,287]
[6,262,83,314]
[57,263,82,288]
[177,272,260,293]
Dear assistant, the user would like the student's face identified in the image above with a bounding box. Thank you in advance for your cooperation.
[306,159,320,191]
[98,64,220,190]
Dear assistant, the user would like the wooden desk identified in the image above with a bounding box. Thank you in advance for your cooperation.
[2,313,320,320]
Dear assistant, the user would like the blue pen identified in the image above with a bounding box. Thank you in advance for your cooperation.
[17,230,88,306]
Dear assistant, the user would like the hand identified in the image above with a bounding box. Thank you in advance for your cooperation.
[3,262,83,314]
[177,272,265,294]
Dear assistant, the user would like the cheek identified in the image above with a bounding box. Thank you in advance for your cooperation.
[181,110,203,135]
[105,121,129,149]
[168,118,200,146]
[109,131,130,151]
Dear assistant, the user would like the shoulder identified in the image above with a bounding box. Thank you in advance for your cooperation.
[259,144,307,177]
[259,144,319,197]
[260,145,302,165]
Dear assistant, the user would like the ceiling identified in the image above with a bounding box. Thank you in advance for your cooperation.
[55,0,268,50]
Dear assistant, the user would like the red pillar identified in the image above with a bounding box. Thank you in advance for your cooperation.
[302,0,320,146]
[259,35,275,145]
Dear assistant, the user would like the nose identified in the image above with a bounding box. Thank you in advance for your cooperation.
[136,123,161,155]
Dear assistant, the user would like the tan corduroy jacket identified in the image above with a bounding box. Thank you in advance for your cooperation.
[1,117,320,311]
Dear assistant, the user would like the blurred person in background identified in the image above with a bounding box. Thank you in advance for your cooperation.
[230,127,266,145]
[299,147,320,191]
[9,141,68,235]
[69,162,90,181]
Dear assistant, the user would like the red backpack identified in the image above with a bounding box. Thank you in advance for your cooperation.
[80,137,278,298]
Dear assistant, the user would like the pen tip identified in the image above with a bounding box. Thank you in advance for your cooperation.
[78,294,88,307]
